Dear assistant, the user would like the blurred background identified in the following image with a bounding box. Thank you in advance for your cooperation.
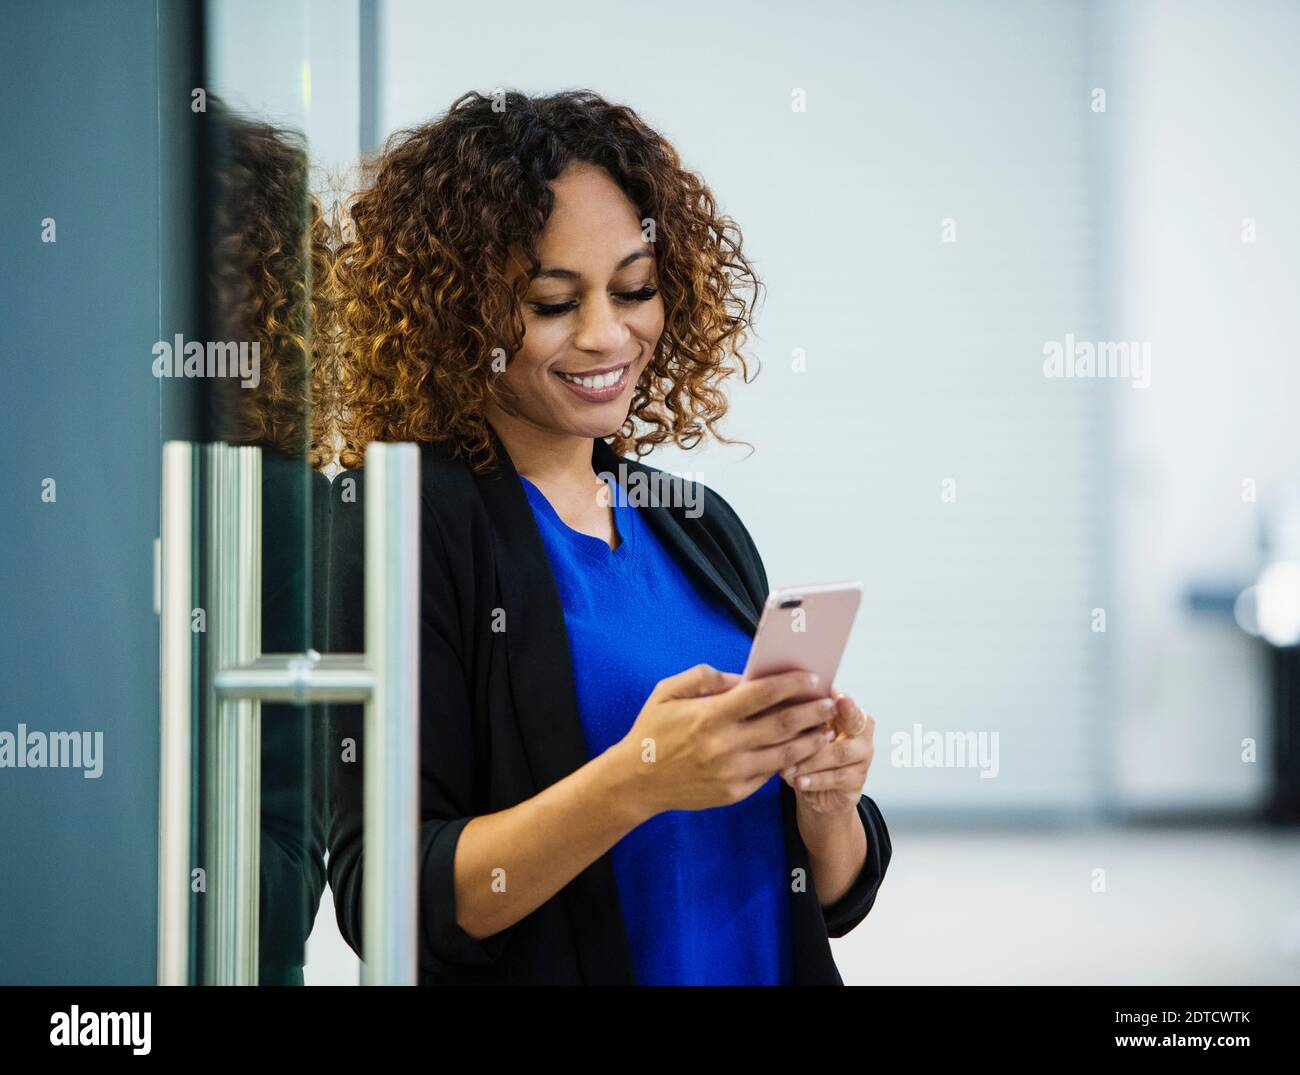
[2,0,1298,985]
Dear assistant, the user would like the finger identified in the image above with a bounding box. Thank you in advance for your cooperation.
[831,695,874,739]
[781,734,869,779]
[789,764,868,793]
[736,695,839,750]
[738,722,835,782]
[706,670,821,722]
[654,663,732,701]
[829,692,854,735]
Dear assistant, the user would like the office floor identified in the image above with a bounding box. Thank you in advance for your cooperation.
[834,825,1300,985]
[304,826,1300,985]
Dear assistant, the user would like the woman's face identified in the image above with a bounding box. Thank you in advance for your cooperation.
[496,162,664,440]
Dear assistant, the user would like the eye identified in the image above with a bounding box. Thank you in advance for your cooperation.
[528,285,659,318]
[614,285,659,304]
[530,300,577,318]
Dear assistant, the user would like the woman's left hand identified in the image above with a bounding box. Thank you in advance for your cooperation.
[781,689,875,815]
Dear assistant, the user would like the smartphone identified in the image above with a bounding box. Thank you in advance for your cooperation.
[741,581,863,703]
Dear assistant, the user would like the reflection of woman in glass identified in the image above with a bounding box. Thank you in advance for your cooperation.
[327,89,891,985]
[207,103,332,985]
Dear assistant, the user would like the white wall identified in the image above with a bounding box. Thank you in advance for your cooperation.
[208,0,309,129]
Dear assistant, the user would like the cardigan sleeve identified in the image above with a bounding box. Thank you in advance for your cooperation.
[325,468,514,975]
[819,794,892,937]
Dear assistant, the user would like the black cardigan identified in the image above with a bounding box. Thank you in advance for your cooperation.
[325,433,892,985]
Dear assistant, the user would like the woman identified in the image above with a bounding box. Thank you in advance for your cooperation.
[325,89,891,985]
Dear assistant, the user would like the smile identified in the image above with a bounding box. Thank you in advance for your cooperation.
[553,363,630,401]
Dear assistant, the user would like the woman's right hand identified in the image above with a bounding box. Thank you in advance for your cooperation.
[614,664,839,816]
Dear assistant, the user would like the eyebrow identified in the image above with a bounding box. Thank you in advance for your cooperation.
[533,248,652,280]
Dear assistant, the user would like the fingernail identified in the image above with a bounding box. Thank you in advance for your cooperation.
[823,729,835,742]
[782,767,795,779]
[797,776,811,789]
[808,673,821,687]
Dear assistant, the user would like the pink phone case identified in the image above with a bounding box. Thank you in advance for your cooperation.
[741,581,863,702]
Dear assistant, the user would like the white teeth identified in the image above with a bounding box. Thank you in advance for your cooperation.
[559,367,625,390]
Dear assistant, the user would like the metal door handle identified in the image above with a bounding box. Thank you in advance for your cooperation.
[158,441,420,985]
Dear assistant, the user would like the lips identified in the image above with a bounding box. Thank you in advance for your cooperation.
[553,363,630,403]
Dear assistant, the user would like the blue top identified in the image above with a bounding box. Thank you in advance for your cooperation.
[520,472,792,985]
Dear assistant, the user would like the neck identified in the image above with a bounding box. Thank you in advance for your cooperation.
[486,405,597,486]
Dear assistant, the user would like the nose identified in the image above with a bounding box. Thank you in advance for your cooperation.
[572,293,629,355]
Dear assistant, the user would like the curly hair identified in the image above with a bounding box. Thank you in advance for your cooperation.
[207,105,336,469]
[333,88,762,472]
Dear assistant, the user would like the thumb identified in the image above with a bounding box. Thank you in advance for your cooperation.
[656,663,736,701]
